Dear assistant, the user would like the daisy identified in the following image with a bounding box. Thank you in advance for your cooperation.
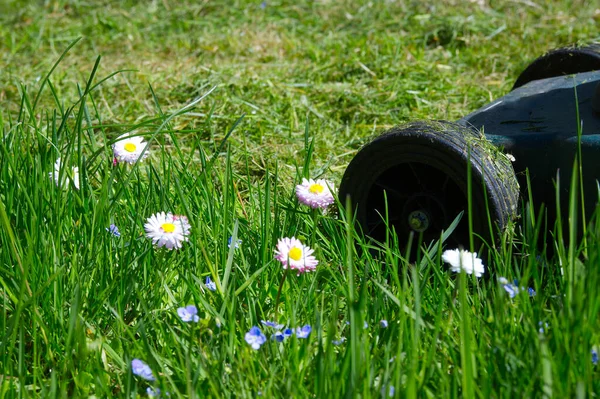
[295,178,335,209]
[49,158,80,190]
[112,134,149,164]
[274,237,318,274]
[144,212,191,250]
[441,249,485,277]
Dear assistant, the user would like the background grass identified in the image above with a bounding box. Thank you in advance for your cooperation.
[1,0,600,397]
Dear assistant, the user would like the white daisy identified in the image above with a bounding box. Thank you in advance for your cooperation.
[49,158,80,190]
[144,212,191,250]
[112,134,149,164]
[274,236,318,275]
[441,249,485,277]
[295,178,335,209]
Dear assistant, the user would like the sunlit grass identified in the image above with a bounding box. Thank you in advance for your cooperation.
[1,1,600,397]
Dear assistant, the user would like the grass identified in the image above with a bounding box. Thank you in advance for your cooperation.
[1,0,600,397]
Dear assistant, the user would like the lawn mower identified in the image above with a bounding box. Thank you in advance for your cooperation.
[339,44,600,249]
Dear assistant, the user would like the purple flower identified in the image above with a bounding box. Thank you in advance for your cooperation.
[380,320,388,328]
[283,328,293,338]
[131,358,155,381]
[296,325,312,339]
[245,326,267,350]
[177,305,199,323]
[205,276,217,292]
[261,320,284,329]
[106,224,120,237]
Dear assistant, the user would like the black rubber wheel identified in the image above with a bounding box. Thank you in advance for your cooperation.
[339,121,519,249]
[512,44,600,90]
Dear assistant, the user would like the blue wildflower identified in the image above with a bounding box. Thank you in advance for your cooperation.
[388,386,395,397]
[228,236,242,249]
[177,305,199,323]
[245,326,267,350]
[296,325,312,339]
[380,320,388,328]
[205,276,217,292]
[131,358,155,381]
[283,328,293,338]
[261,320,284,329]
[332,337,346,345]
[363,321,369,329]
[538,321,549,333]
[499,277,535,298]
[106,224,120,237]
[271,331,285,342]
[147,387,168,397]
[593,349,598,365]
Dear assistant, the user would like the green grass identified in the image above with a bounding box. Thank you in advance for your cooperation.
[1,0,600,397]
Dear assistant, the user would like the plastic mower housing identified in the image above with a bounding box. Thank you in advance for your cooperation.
[340,44,600,249]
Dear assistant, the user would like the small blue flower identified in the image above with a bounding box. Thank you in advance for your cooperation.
[271,331,285,342]
[228,236,242,249]
[261,320,284,329]
[388,385,395,397]
[205,276,217,292]
[296,325,312,339]
[147,387,167,397]
[538,321,549,334]
[131,358,155,381]
[106,224,120,237]
[332,337,346,345]
[363,321,369,329]
[245,326,267,350]
[177,305,199,323]
[283,328,293,338]
[380,320,388,328]
[499,277,535,299]
[592,349,598,365]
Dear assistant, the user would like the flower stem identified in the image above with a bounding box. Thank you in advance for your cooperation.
[311,208,318,246]
[274,268,289,314]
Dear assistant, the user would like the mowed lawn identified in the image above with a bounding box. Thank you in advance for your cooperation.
[1,0,600,397]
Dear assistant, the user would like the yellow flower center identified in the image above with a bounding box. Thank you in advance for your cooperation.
[308,184,324,194]
[288,247,302,261]
[161,222,176,233]
[124,142,137,153]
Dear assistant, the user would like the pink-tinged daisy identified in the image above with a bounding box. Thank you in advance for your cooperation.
[49,158,80,190]
[441,249,485,277]
[274,237,318,275]
[144,212,191,250]
[112,134,149,164]
[295,178,335,209]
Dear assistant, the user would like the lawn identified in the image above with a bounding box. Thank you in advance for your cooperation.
[1,0,600,397]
